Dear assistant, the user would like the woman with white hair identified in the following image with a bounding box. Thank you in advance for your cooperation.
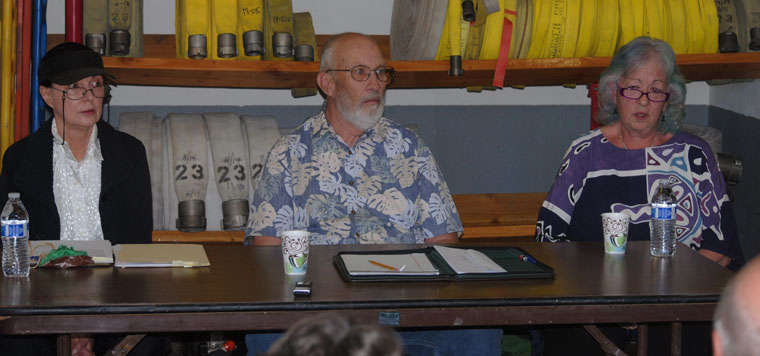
[536,36,743,270]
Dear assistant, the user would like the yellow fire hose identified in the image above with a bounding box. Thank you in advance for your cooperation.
[211,0,238,59]
[237,0,263,59]
[263,0,294,60]
[1,0,17,168]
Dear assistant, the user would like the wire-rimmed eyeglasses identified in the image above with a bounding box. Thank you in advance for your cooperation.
[325,65,396,84]
[51,84,108,100]
[618,86,670,102]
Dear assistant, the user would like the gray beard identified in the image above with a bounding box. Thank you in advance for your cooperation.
[336,91,385,131]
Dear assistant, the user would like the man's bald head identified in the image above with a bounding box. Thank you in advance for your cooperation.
[713,256,760,356]
[319,33,382,72]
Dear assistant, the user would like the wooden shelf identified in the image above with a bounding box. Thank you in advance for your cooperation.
[49,34,760,89]
[151,193,544,243]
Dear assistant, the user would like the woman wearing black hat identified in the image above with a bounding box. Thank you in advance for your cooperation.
[0,41,152,245]
[0,42,163,355]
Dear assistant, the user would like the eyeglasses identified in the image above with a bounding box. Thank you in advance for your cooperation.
[325,65,396,83]
[618,86,670,102]
[51,83,108,100]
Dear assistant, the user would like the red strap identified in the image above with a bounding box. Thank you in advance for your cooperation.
[492,9,516,88]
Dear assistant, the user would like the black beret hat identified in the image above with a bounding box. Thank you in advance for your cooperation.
[38,42,112,85]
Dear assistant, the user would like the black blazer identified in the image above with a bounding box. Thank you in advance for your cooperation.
[0,118,152,244]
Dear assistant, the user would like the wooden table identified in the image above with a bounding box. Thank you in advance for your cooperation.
[0,241,733,354]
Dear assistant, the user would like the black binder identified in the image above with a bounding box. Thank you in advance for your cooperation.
[333,246,555,282]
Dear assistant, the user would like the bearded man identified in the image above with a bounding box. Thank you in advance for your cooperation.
[245,32,462,246]
[243,32,503,356]
[246,33,502,356]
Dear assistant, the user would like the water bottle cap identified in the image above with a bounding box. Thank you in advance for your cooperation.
[7,192,19,199]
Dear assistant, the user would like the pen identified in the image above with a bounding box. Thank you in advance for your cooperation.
[519,254,537,264]
[369,260,400,272]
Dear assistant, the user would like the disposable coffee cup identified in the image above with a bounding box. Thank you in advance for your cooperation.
[601,212,629,254]
[281,230,310,275]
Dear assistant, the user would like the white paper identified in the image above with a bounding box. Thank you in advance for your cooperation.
[433,246,507,274]
[340,253,440,276]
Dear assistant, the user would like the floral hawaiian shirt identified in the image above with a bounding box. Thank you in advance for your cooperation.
[245,111,463,245]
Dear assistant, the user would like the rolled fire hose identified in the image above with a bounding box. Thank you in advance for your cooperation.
[513,0,532,59]
[464,0,487,92]
[464,0,487,61]
[680,123,743,184]
[211,0,238,59]
[203,113,250,230]
[743,0,760,51]
[681,123,722,155]
[590,1,619,57]
[683,0,706,54]
[664,0,688,54]
[128,0,144,57]
[390,0,448,60]
[560,0,581,58]
[183,0,211,59]
[263,0,294,60]
[168,114,209,232]
[175,0,185,58]
[575,0,597,57]
[118,112,164,230]
[83,0,107,54]
[238,0,264,58]
[149,116,164,229]
[108,0,131,55]
[1,0,17,162]
[434,0,465,76]
[526,0,549,58]
[291,12,318,98]
[701,0,719,53]
[709,0,748,85]
[618,0,644,50]
[242,115,280,193]
[527,0,580,59]
[31,0,47,133]
[716,0,746,53]
[643,0,663,41]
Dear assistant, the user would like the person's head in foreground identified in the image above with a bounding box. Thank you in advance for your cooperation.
[713,256,760,356]
[266,313,403,356]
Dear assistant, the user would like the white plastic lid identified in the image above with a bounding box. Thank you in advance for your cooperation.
[8,192,19,199]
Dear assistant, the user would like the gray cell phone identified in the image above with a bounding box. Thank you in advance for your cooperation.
[293,281,312,297]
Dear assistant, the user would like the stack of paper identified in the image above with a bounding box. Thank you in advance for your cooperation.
[112,244,210,268]
[340,253,440,276]
[433,246,507,274]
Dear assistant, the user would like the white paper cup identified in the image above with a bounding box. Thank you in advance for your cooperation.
[601,212,629,254]
[281,230,310,275]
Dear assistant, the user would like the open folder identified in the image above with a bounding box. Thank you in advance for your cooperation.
[112,244,210,268]
[333,246,554,282]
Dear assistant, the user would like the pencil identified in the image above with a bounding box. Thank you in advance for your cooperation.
[369,259,398,271]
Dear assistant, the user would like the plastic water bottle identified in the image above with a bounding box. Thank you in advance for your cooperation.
[2,192,30,277]
[650,180,677,257]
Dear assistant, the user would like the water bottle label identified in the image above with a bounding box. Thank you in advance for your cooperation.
[1,223,28,237]
[652,205,675,220]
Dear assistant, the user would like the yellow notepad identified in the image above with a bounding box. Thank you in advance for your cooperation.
[112,244,210,268]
